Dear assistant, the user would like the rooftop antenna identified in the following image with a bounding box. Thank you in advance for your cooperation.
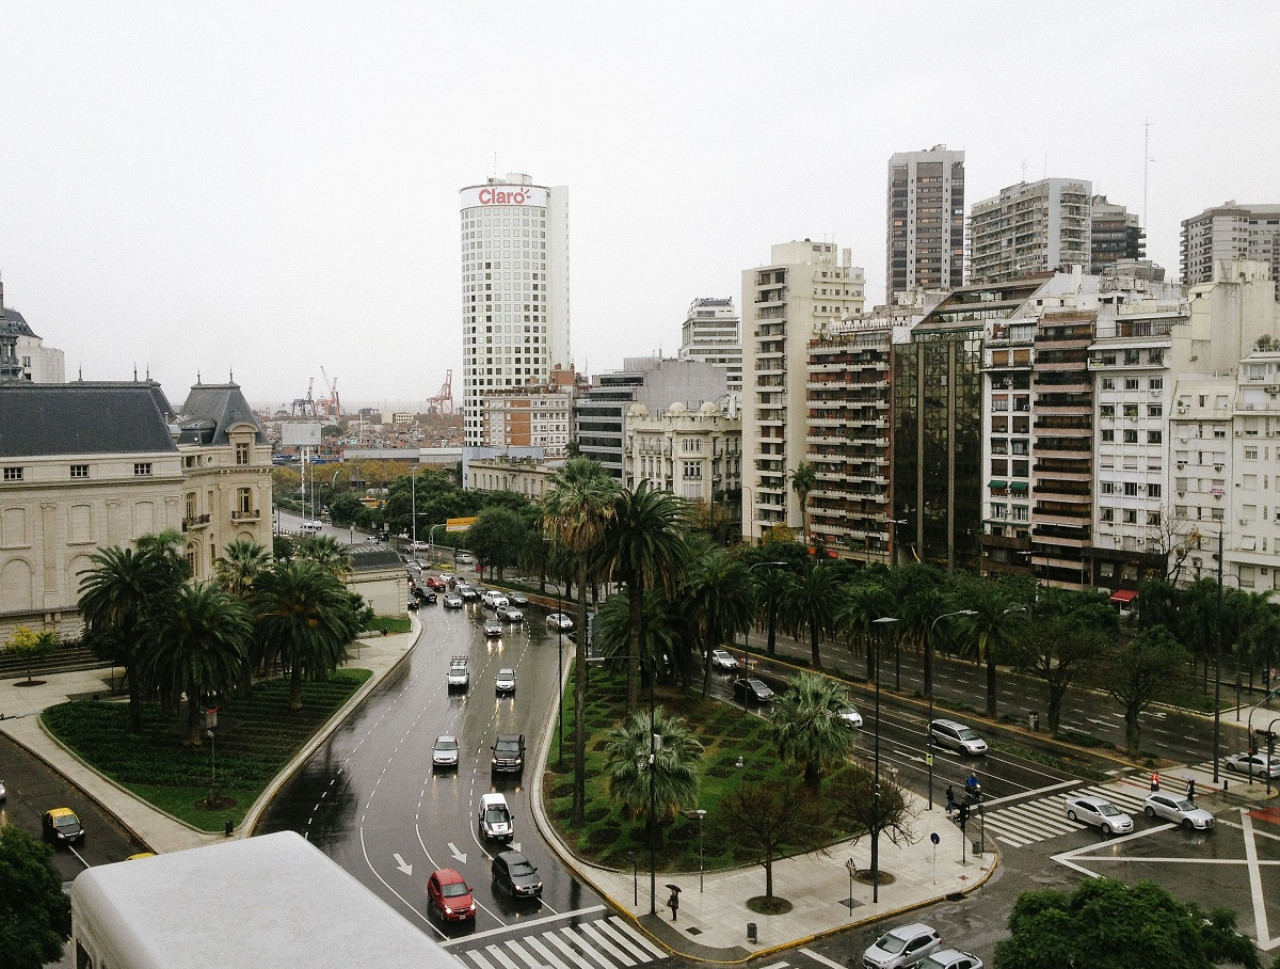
[1142,119,1154,232]
[1020,159,1026,183]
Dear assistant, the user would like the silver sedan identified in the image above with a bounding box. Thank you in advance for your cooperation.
[1144,792,1215,830]
[1064,795,1133,834]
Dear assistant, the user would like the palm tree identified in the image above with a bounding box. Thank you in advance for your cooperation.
[789,462,818,546]
[541,457,621,823]
[834,576,893,680]
[779,561,843,669]
[687,548,752,698]
[294,535,354,576]
[771,672,858,789]
[213,540,272,598]
[603,706,703,825]
[956,578,1026,719]
[251,560,361,711]
[78,540,189,733]
[142,582,252,744]
[604,481,691,712]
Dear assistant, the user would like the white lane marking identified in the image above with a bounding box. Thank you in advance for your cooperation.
[605,916,666,959]
[483,944,523,969]
[545,930,596,969]
[580,922,635,966]
[801,951,848,969]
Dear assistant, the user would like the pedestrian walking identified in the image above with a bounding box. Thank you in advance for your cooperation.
[945,784,956,817]
[1150,771,1160,793]
[1186,776,1196,800]
[667,888,679,921]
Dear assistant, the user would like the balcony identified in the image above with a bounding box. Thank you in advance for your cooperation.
[231,508,261,522]
[182,514,211,531]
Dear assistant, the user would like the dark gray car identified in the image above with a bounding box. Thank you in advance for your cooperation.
[492,850,542,898]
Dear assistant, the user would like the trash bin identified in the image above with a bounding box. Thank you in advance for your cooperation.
[1028,712,1039,731]
[224,819,234,837]
[747,922,757,943]
[973,840,983,855]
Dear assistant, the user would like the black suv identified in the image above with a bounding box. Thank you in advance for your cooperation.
[492,850,542,898]
[491,734,526,775]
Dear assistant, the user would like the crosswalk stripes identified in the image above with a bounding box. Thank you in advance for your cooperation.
[979,782,1151,849]
[460,915,666,969]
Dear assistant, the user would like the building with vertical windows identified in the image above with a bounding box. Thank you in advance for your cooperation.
[970,179,1093,284]
[886,146,965,304]
[679,297,742,393]
[1180,202,1280,299]
[1,280,65,383]
[1089,195,1146,275]
[740,241,865,543]
[623,399,741,509]
[459,173,570,446]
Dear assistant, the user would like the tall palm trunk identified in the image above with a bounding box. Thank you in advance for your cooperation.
[573,559,589,825]
[626,584,642,714]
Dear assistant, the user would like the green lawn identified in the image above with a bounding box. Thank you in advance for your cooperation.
[41,670,370,832]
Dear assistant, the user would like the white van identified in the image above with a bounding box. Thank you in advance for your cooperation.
[481,591,509,610]
[477,793,513,842]
[299,520,323,534]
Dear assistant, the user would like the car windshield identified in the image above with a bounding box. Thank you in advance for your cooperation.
[1174,799,1197,811]
[499,670,514,679]
[441,882,469,898]
[1096,803,1120,816]
[485,808,509,824]
[509,860,536,876]
[435,739,457,751]
[957,728,980,741]
[875,933,907,954]
[54,815,79,829]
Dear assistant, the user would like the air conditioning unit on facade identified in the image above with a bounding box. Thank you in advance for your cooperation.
[1267,385,1280,395]
[1215,464,1224,471]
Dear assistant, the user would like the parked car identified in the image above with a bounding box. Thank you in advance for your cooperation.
[916,949,984,969]
[708,648,739,672]
[1063,795,1133,835]
[443,593,464,609]
[546,613,574,632]
[478,792,514,840]
[508,591,529,606]
[1224,751,1280,778]
[491,734,526,774]
[1144,792,1215,830]
[495,668,517,695]
[928,719,988,756]
[426,868,476,922]
[733,677,775,705]
[497,605,524,622]
[862,921,943,969]
[837,705,864,728]
[483,619,504,638]
[42,807,85,845]
[492,850,542,898]
[432,735,459,771]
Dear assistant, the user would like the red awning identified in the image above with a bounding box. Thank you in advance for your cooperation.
[1109,589,1138,604]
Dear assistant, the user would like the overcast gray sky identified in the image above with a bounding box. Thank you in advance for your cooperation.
[2,2,1277,413]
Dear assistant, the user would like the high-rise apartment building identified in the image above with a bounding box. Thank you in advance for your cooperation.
[1180,202,1280,298]
[1089,195,1145,275]
[679,297,742,392]
[886,146,965,303]
[741,241,864,543]
[459,173,570,446]
[970,178,1092,283]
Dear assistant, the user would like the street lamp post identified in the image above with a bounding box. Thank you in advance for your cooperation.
[646,679,658,915]
[1215,529,1224,784]
[628,851,637,907]
[557,586,565,768]
[925,610,977,809]
[206,728,216,786]
[870,616,898,904]
[696,809,707,892]
[885,518,907,568]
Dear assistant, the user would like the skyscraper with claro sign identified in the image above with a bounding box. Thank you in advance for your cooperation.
[460,174,570,446]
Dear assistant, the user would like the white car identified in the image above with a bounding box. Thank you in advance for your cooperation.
[1063,795,1133,835]
[1143,792,1215,830]
[708,649,739,672]
[863,921,942,969]
[477,793,513,841]
[928,719,988,756]
[442,593,464,609]
[481,591,509,610]
[1223,752,1280,779]
[546,613,574,632]
[917,949,983,969]
[495,668,516,695]
[837,705,864,728]
[432,735,459,770]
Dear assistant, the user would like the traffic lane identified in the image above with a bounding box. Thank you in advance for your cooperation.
[0,731,146,877]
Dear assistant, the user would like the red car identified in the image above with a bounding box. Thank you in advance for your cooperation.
[426,576,447,592]
[427,868,476,922]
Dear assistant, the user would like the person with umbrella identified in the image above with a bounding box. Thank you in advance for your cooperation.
[666,884,680,921]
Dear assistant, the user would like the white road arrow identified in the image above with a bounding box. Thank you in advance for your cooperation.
[448,843,467,863]
[393,853,413,876]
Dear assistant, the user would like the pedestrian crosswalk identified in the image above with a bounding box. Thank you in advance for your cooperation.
[978,781,1152,849]
[456,914,667,969]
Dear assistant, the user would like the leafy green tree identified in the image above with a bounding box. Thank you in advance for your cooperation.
[142,582,252,744]
[993,877,1259,969]
[687,547,752,698]
[772,672,859,789]
[956,577,1026,718]
[327,491,365,526]
[1019,589,1116,732]
[252,560,362,710]
[3,626,58,684]
[79,537,189,733]
[778,561,842,668]
[464,506,528,580]
[789,462,818,545]
[603,706,703,825]
[1095,625,1191,757]
[604,481,691,713]
[541,457,621,823]
[834,575,894,679]
[0,824,72,969]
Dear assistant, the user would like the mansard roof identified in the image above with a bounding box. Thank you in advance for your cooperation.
[176,382,266,447]
[0,381,179,458]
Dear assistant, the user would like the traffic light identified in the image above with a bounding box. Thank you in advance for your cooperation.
[958,803,970,826]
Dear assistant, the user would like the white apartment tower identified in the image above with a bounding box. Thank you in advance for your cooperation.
[740,241,865,543]
[459,173,570,446]
[886,146,966,303]
[679,297,742,392]
[970,178,1093,283]
[1180,202,1280,299]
